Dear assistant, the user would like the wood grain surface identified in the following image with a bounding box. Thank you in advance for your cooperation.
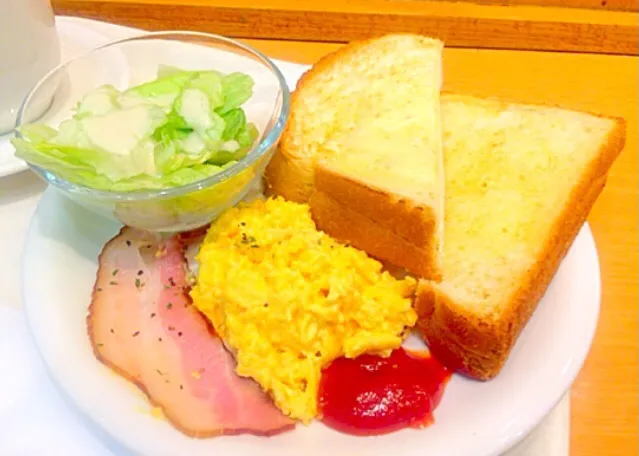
[431,0,638,13]
[52,0,639,55]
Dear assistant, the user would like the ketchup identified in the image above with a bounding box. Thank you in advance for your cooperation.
[318,348,450,436]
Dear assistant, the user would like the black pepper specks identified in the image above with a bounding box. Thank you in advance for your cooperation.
[132,331,140,337]
[240,233,258,246]
[137,270,144,276]
[126,240,131,246]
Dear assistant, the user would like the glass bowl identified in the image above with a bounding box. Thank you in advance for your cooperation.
[15,31,290,232]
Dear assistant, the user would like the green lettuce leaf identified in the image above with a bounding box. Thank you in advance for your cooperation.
[217,72,254,114]
[11,65,259,193]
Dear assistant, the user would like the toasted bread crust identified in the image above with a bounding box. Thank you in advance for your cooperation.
[266,34,444,279]
[315,163,438,250]
[415,118,627,379]
[310,191,441,280]
[264,146,315,203]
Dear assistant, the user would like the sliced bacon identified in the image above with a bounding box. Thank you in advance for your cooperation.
[88,227,294,437]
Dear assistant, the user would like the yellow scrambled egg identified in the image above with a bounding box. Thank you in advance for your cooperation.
[190,197,417,423]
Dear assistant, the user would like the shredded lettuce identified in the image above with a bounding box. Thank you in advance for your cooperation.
[12,66,258,192]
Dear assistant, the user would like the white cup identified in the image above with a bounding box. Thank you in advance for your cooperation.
[0,0,61,135]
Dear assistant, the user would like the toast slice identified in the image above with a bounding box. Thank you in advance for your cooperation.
[414,94,626,380]
[265,34,445,279]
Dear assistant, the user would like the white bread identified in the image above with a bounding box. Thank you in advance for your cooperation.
[265,34,445,279]
[414,94,625,379]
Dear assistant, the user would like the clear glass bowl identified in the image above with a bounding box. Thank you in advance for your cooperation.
[16,31,290,232]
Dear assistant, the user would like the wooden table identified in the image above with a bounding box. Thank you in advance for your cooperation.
[51,1,639,455]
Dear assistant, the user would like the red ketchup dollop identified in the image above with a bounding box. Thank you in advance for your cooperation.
[318,348,451,436]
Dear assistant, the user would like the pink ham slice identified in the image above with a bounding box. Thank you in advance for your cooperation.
[88,227,294,437]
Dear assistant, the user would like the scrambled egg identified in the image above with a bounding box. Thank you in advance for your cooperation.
[191,197,417,423]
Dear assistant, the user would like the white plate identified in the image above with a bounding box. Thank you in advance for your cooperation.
[19,16,598,456]
[22,184,600,456]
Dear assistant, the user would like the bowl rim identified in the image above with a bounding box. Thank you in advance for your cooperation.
[15,30,291,202]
